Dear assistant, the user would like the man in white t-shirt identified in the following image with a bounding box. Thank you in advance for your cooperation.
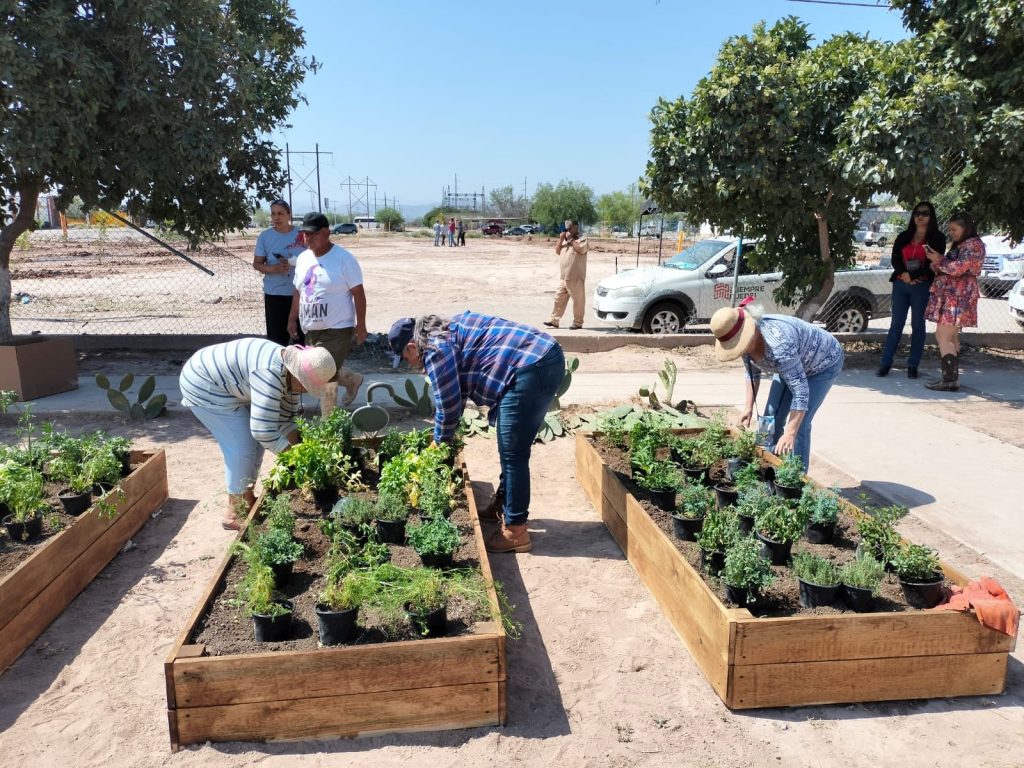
[287,212,367,407]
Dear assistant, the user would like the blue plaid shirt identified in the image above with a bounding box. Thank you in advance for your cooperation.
[424,312,557,442]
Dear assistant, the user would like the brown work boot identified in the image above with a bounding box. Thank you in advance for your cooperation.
[486,523,532,554]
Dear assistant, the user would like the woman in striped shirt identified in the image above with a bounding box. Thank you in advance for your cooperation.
[179,339,337,529]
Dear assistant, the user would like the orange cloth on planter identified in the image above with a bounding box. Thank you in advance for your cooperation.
[930,576,1019,637]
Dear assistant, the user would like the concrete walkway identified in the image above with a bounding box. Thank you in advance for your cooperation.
[17,364,1024,579]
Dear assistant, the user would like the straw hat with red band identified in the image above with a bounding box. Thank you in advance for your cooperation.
[711,297,758,362]
[281,345,337,400]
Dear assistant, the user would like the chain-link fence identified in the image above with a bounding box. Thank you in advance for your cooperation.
[10,227,264,335]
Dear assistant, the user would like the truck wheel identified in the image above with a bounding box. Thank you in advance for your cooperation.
[642,301,690,334]
[826,302,869,333]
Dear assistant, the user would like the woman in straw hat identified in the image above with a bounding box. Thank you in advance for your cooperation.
[180,338,337,529]
[711,299,844,472]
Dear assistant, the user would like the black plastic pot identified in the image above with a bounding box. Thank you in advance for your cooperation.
[648,488,677,512]
[419,551,455,570]
[252,600,294,642]
[375,517,407,544]
[682,465,709,486]
[117,451,132,478]
[723,582,754,606]
[405,603,448,637]
[315,604,359,645]
[58,489,92,517]
[772,481,803,500]
[737,513,755,536]
[92,481,115,497]
[899,574,946,609]
[713,485,738,509]
[3,512,43,542]
[804,520,836,545]
[756,532,793,565]
[701,548,726,576]
[797,578,839,609]
[312,486,340,512]
[759,465,775,484]
[725,458,750,481]
[340,521,369,543]
[841,583,875,613]
[671,514,704,541]
[270,560,294,586]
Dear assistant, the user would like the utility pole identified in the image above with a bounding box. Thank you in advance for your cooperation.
[315,143,322,211]
[286,143,292,213]
[282,145,332,213]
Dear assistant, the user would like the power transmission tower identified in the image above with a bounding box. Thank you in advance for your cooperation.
[284,144,333,213]
[339,176,377,220]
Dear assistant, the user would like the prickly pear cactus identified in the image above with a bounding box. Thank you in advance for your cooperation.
[391,377,434,417]
[95,373,167,420]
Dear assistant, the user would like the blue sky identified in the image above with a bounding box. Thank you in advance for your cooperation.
[276,1,908,214]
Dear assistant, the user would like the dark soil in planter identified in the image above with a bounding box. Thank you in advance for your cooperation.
[590,436,921,617]
[737,513,755,536]
[191,485,486,655]
[713,485,738,509]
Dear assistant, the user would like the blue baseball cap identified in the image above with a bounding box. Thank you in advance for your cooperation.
[388,317,415,368]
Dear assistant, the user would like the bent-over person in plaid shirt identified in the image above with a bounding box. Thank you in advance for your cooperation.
[388,312,565,553]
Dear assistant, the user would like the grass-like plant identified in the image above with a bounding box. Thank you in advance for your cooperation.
[791,552,840,587]
[374,492,409,522]
[318,568,380,612]
[838,552,885,594]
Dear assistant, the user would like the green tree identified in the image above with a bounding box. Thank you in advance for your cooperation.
[596,189,642,230]
[0,0,314,342]
[530,180,597,233]
[376,207,404,232]
[645,18,967,317]
[888,0,1024,239]
[422,207,453,227]
[488,184,529,218]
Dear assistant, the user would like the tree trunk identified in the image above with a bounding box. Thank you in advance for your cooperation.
[795,206,836,322]
[0,183,41,344]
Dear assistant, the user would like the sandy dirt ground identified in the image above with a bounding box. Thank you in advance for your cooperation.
[1,341,1022,768]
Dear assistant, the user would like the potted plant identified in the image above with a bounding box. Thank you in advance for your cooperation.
[331,496,376,541]
[695,507,740,576]
[668,435,698,468]
[735,483,773,536]
[407,517,461,569]
[721,537,774,606]
[0,460,46,541]
[316,568,378,645]
[671,482,714,541]
[83,442,123,496]
[417,471,452,521]
[856,504,904,569]
[254,526,304,586]
[49,439,94,516]
[402,568,449,637]
[731,460,763,495]
[791,552,840,608]
[636,460,682,511]
[892,544,945,608]
[283,440,351,511]
[726,428,759,480]
[234,547,293,643]
[838,552,886,612]
[771,453,805,500]
[374,493,409,544]
[798,486,841,544]
[754,497,803,565]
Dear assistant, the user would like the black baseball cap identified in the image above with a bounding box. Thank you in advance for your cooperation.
[388,317,415,368]
[298,212,329,233]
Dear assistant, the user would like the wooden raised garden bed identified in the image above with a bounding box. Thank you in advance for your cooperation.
[163,460,505,750]
[575,431,1015,709]
[0,450,168,673]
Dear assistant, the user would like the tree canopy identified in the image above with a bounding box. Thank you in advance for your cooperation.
[644,18,967,317]
[529,180,597,233]
[596,189,643,230]
[0,0,315,341]
[375,207,404,231]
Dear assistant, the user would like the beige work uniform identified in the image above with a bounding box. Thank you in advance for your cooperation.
[549,235,589,327]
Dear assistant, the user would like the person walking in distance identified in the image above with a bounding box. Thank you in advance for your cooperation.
[433,219,443,247]
[544,219,589,330]
[448,217,456,247]
[287,212,366,408]
[457,218,466,246]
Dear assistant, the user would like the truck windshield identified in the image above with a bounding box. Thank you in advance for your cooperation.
[664,240,729,270]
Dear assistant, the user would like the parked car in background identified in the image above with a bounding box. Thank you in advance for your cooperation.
[331,222,357,235]
[481,222,504,235]
[1008,279,1024,328]
[504,225,530,236]
[979,235,1024,298]
[592,238,891,334]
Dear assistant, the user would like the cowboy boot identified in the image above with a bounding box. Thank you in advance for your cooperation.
[486,522,532,554]
[925,354,959,392]
[336,368,364,407]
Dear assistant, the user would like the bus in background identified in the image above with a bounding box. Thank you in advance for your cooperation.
[353,216,380,231]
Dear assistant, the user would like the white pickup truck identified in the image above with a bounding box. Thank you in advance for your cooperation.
[593,238,893,334]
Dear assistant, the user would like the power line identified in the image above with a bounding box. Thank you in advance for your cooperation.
[784,0,891,7]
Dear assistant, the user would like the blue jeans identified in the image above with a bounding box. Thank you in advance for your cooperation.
[765,351,844,472]
[881,280,930,368]
[495,345,566,526]
[186,404,265,494]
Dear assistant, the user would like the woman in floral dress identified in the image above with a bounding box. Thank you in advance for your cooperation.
[924,211,986,391]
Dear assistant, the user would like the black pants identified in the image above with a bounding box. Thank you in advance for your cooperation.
[264,294,302,346]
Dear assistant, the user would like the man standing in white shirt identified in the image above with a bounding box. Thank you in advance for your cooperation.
[288,212,367,407]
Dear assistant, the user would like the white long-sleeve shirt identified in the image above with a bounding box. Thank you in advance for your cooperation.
[179,337,300,453]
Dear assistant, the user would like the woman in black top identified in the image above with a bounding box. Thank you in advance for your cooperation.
[877,201,946,379]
